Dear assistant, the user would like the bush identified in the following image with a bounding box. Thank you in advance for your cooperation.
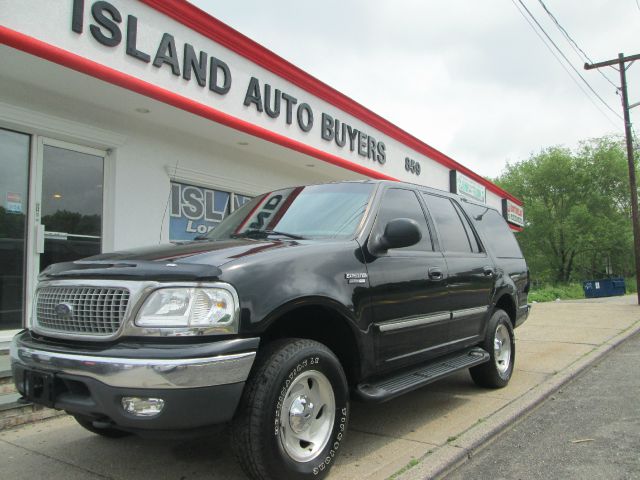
[528,278,636,303]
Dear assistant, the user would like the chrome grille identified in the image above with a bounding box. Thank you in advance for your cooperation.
[35,286,130,336]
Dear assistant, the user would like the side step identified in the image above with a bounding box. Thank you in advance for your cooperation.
[355,347,490,403]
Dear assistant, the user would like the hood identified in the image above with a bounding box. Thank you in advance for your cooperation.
[41,238,300,281]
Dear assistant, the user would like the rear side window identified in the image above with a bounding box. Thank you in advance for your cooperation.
[462,203,523,258]
[422,194,477,253]
[374,188,433,251]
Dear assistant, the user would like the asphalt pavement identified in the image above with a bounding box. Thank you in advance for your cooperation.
[444,330,640,480]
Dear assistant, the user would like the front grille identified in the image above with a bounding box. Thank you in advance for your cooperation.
[35,286,130,336]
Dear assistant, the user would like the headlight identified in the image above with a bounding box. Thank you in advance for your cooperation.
[135,287,237,334]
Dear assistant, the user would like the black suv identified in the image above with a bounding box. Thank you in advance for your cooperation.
[11,180,529,480]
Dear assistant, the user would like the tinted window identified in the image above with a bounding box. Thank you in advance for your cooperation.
[374,188,432,251]
[453,202,482,253]
[462,203,524,258]
[207,183,373,240]
[422,194,473,253]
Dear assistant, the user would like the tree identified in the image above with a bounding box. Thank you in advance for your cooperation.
[494,136,634,284]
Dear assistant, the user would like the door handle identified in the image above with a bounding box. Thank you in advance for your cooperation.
[36,224,45,254]
[428,267,444,280]
[483,266,495,277]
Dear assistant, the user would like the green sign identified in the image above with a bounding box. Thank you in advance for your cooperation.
[456,172,486,203]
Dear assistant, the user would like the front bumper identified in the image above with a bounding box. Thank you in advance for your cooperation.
[11,331,258,433]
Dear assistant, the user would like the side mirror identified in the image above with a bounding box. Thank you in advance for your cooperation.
[374,218,422,252]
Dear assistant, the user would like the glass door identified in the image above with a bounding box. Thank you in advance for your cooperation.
[37,141,105,273]
[0,129,30,330]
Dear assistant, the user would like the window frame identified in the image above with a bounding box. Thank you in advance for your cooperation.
[419,192,487,257]
[370,186,437,255]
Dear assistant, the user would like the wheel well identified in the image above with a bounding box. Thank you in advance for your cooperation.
[495,294,516,328]
[261,306,361,386]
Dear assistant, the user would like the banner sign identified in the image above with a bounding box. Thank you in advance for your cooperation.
[449,171,486,203]
[170,182,229,241]
[502,198,525,227]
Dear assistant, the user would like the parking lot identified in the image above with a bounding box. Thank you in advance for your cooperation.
[2,295,639,480]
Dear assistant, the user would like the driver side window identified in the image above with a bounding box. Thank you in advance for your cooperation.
[373,188,433,252]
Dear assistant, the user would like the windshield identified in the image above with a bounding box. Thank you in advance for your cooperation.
[206,183,374,241]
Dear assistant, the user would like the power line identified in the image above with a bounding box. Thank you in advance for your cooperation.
[536,0,619,89]
[515,0,623,122]
[510,0,620,127]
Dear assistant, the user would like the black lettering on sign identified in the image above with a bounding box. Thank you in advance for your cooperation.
[244,77,263,112]
[126,15,150,62]
[183,43,207,87]
[90,1,122,47]
[321,113,334,141]
[405,157,421,176]
[72,0,84,34]
[297,103,313,132]
[209,57,231,94]
[281,93,298,125]
[153,33,181,76]
[264,84,281,118]
[357,131,368,157]
[346,125,358,151]
[376,142,386,164]
[367,135,376,160]
[334,119,346,147]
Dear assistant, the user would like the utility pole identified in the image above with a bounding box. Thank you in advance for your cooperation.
[585,53,640,305]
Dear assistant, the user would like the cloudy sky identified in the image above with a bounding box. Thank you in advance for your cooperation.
[190,0,639,178]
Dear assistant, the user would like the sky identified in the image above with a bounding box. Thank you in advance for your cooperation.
[189,0,640,178]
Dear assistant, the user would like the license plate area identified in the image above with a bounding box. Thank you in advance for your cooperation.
[22,370,57,408]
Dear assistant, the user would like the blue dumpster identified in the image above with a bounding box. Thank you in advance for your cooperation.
[582,277,626,298]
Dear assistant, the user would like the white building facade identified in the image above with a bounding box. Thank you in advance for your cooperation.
[0,0,524,336]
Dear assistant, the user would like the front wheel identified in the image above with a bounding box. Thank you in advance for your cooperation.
[470,309,515,388]
[231,339,349,480]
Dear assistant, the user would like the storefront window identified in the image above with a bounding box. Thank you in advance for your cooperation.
[169,182,252,242]
[0,129,30,330]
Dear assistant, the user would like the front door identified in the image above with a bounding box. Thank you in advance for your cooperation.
[0,129,30,331]
[366,187,449,371]
[35,140,105,275]
[38,141,104,271]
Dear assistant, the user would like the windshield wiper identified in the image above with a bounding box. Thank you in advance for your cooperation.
[232,229,306,240]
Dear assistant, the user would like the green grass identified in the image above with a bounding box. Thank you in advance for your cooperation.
[529,277,636,303]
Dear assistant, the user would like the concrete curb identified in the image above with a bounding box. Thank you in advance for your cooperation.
[396,318,640,480]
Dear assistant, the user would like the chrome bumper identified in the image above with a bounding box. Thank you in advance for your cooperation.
[10,343,256,390]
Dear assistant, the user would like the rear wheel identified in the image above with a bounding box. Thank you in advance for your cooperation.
[73,415,131,438]
[470,309,515,388]
[231,339,349,480]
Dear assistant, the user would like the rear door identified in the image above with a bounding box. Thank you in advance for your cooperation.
[421,193,494,347]
[366,187,449,369]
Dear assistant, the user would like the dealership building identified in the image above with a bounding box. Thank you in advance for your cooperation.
[0,0,524,338]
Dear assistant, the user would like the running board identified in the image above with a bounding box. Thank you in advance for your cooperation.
[354,347,490,403]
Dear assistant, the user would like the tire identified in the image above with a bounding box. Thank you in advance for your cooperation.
[470,309,515,388]
[231,339,350,480]
[73,415,131,438]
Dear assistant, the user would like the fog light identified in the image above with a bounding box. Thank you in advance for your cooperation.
[121,397,165,417]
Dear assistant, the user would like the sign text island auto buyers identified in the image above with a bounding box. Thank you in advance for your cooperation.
[71,0,389,167]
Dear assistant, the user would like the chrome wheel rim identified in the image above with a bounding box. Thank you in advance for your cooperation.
[278,370,335,462]
[494,324,512,374]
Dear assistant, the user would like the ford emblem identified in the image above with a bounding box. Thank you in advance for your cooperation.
[55,303,73,318]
